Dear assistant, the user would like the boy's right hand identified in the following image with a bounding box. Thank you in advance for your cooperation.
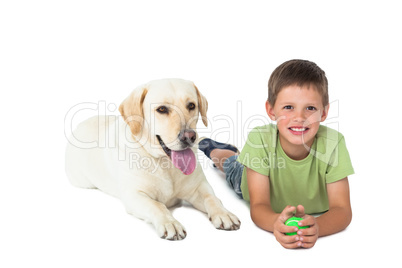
[273,205,302,249]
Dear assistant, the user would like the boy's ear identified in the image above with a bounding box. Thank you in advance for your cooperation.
[320,103,330,122]
[265,101,276,121]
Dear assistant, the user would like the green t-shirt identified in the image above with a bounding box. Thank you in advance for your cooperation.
[237,124,354,214]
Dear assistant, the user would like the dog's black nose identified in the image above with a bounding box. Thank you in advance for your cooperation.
[179,130,196,146]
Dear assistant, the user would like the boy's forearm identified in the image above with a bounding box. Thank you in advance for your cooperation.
[250,203,279,232]
[251,204,352,237]
[316,206,352,237]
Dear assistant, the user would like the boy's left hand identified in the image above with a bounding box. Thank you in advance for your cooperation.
[295,205,319,248]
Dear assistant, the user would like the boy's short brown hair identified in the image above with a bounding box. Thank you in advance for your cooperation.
[268,59,329,107]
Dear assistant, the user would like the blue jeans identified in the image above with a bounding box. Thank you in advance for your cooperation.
[223,155,244,199]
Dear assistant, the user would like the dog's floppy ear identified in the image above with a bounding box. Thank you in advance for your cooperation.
[194,84,208,127]
[119,85,148,136]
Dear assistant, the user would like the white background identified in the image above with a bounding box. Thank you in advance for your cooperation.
[1,0,400,267]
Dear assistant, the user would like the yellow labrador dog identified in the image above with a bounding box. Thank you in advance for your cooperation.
[65,78,240,240]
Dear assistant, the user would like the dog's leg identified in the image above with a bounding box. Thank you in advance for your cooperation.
[121,191,187,240]
[186,181,241,230]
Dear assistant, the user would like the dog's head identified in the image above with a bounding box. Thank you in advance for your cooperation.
[119,78,208,175]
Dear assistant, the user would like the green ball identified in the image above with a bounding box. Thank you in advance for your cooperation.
[285,216,309,236]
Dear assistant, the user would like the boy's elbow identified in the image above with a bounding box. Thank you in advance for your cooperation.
[337,206,353,231]
[249,205,258,224]
[250,210,263,227]
[249,203,277,232]
[346,208,352,228]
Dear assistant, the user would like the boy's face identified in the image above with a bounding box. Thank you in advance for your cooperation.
[266,84,329,154]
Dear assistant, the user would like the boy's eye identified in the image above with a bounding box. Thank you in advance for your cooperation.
[283,105,293,110]
[306,106,317,111]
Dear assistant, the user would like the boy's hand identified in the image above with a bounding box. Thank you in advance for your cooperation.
[273,205,301,249]
[273,205,319,249]
[295,205,319,248]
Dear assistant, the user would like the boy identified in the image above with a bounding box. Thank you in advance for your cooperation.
[199,59,354,249]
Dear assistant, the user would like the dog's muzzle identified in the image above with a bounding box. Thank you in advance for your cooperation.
[178,129,196,147]
[156,129,197,175]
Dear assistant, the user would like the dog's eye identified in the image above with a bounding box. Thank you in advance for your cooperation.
[156,106,169,114]
[187,102,196,111]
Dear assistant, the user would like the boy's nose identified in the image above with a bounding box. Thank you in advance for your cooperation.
[293,110,306,121]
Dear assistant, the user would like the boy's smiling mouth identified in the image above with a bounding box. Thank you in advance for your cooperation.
[288,126,310,135]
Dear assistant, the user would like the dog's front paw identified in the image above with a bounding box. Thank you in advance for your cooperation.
[209,211,241,231]
[156,219,187,241]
